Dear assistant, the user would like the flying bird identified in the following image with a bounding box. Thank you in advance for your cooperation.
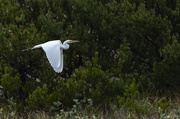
[22,40,80,73]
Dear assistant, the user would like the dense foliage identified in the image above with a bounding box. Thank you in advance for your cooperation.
[0,0,180,114]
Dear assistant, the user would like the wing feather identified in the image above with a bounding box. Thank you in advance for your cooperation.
[36,40,63,73]
[59,49,63,72]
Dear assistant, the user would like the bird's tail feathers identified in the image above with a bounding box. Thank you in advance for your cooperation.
[22,46,42,52]
[31,45,42,50]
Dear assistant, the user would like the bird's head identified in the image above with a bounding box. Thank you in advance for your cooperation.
[64,40,80,44]
[62,40,80,50]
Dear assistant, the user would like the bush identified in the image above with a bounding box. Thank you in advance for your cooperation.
[0,0,180,114]
[153,38,180,93]
[1,67,21,98]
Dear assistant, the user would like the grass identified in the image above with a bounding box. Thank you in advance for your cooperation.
[0,96,180,119]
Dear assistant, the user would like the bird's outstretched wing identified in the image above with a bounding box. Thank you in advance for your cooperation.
[33,40,63,73]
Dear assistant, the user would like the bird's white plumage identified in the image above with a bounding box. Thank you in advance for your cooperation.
[33,40,63,73]
[26,39,79,73]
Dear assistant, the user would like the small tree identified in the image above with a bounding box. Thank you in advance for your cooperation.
[153,38,180,93]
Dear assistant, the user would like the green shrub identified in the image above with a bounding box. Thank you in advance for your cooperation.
[117,78,151,118]
[0,0,180,114]
[156,97,170,113]
[153,38,180,93]
[26,84,50,109]
[1,67,21,98]
[69,52,112,105]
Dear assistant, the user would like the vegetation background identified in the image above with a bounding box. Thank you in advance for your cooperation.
[0,0,180,118]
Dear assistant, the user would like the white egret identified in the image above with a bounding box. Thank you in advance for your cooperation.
[23,40,80,73]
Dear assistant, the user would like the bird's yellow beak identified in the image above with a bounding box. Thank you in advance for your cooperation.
[72,40,80,43]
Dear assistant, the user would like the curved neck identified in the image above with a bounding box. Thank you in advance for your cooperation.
[61,42,69,50]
